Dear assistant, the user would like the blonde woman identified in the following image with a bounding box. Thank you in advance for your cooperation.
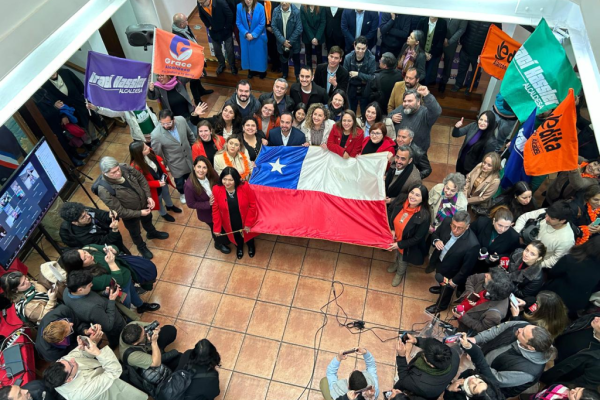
[213,135,253,180]
[464,152,502,215]
[299,103,335,147]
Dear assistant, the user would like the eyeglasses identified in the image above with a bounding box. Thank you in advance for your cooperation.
[450,223,467,231]
[370,131,383,136]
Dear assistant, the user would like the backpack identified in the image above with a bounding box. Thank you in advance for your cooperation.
[120,346,159,397]
[91,175,116,196]
[154,368,217,400]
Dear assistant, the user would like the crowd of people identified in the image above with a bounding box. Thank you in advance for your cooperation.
[1,3,599,400]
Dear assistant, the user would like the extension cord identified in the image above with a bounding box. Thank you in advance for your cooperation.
[6,328,24,348]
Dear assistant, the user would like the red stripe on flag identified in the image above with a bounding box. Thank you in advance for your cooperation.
[250,185,393,249]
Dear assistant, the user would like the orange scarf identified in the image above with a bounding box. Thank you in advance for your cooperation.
[223,151,251,180]
[576,202,600,245]
[580,162,597,179]
[203,0,213,16]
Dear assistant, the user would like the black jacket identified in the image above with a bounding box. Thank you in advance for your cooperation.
[416,18,448,58]
[388,201,430,265]
[430,218,480,285]
[452,124,498,175]
[394,338,460,400]
[379,13,411,51]
[258,92,295,113]
[177,350,220,400]
[197,0,233,42]
[59,208,123,249]
[313,63,350,97]
[366,68,405,113]
[289,82,329,109]
[507,248,544,302]
[35,305,84,362]
[460,22,501,55]
[324,7,344,46]
[543,254,600,314]
[409,142,432,179]
[23,380,64,400]
[470,216,520,260]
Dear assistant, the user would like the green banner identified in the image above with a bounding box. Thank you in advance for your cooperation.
[500,18,582,122]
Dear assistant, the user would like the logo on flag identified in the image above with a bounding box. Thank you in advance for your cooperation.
[153,29,204,79]
[480,25,521,80]
[84,51,151,111]
[249,146,393,248]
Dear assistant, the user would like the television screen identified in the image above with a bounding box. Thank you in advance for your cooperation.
[0,139,67,269]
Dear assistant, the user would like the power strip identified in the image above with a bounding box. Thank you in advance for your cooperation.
[5,328,24,349]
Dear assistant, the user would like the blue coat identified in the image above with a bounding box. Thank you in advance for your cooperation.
[271,4,303,55]
[267,127,306,146]
[236,3,268,72]
[341,10,379,52]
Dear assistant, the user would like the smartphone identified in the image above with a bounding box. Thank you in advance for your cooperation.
[355,386,373,394]
[592,218,600,227]
[109,278,117,292]
[509,293,519,309]
[400,332,409,344]
[342,348,358,355]
[79,336,90,348]
[51,282,57,291]
[467,293,480,303]
[443,334,462,344]
[384,391,393,399]
[104,243,109,251]
[161,174,167,182]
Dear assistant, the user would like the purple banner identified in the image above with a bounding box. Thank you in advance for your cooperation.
[84,51,151,111]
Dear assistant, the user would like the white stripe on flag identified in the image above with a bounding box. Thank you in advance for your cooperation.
[297,147,387,201]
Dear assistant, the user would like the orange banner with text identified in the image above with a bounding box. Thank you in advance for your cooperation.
[480,25,521,80]
[153,29,204,79]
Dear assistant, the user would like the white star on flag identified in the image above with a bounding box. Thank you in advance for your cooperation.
[269,158,286,174]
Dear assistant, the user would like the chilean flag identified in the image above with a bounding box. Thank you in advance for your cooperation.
[249,146,394,249]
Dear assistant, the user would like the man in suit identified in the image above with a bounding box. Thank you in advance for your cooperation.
[290,66,329,109]
[151,109,195,204]
[324,7,345,52]
[197,0,236,75]
[385,145,422,205]
[341,9,379,54]
[395,128,432,179]
[439,18,467,93]
[426,211,479,313]
[268,113,309,146]
[314,46,349,97]
[258,78,295,115]
[416,17,448,86]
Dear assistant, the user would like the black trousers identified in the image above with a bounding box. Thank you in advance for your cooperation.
[174,173,190,195]
[441,43,459,84]
[282,53,301,80]
[304,43,324,68]
[207,222,230,247]
[233,232,255,250]
[123,213,156,248]
[266,30,281,71]
[454,49,481,89]
[113,236,132,255]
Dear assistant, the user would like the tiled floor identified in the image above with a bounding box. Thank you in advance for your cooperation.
[25,84,466,400]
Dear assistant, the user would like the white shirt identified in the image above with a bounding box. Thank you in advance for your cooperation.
[198,177,212,197]
[282,8,291,37]
[330,7,338,16]
[428,19,437,34]
[282,131,291,146]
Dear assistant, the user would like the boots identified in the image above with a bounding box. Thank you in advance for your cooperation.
[392,273,404,287]
[137,244,154,260]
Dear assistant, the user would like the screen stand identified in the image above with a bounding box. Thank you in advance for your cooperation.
[57,157,100,209]
[30,224,63,262]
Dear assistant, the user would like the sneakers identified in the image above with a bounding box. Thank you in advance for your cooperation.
[167,205,182,213]
[391,273,404,287]
[147,231,169,240]
[137,245,154,260]
[161,214,175,222]
[179,194,186,204]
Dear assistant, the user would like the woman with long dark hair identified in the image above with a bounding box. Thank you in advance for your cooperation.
[184,156,230,254]
[357,101,394,138]
[506,240,546,301]
[241,116,267,162]
[326,110,363,158]
[191,103,243,139]
[254,98,280,138]
[452,111,498,175]
[326,89,350,122]
[176,338,221,400]
[191,121,226,166]
[0,271,57,325]
[397,30,426,79]
[129,141,181,222]
[574,184,600,245]
[387,184,431,286]
[292,102,307,127]
[489,181,536,221]
[212,167,258,259]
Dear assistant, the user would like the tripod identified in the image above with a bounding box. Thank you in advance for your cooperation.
[57,156,100,209]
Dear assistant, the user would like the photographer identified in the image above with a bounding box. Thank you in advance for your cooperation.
[324,347,379,400]
[120,321,181,392]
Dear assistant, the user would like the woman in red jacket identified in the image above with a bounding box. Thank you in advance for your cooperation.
[212,167,258,259]
[129,141,181,222]
[361,122,396,160]
[326,110,364,158]
[191,121,226,166]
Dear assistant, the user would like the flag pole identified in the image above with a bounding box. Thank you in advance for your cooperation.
[85,98,92,116]
[469,63,480,93]
[150,27,156,84]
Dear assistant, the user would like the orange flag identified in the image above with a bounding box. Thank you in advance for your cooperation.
[523,89,578,176]
[480,25,521,80]
[153,28,204,79]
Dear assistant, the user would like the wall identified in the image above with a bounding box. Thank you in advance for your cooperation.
[153,0,197,33]
[111,0,154,63]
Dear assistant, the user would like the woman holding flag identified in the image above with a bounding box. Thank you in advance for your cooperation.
[148,74,196,132]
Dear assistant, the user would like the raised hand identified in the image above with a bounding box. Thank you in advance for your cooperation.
[455,117,464,128]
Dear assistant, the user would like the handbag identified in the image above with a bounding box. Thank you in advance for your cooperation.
[117,255,158,285]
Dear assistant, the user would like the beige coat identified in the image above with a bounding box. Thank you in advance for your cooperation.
[213,149,253,177]
[463,162,500,207]
[14,282,57,325]
[428,183,469,229]
[387,81,422,113]
[56,346,147,400]
[299,119,335,145]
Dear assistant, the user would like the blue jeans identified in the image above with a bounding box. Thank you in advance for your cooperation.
[121,280,144,308]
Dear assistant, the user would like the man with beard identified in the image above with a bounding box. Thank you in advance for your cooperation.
[387,67,421,114]
[385,145,422,205]
[267,113,309,146]
[395,128,432,179]
[224,80,260,118]
[389,86,441,152]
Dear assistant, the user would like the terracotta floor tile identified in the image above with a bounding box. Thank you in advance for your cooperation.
[449,145,462,161]
[368,259,404,295]
[372,248,396,262]
[170,319,209,352]
[310,351,357,390]
[450,133,465,146]
[400,297,436,331]
[318,320,360,353]
[224,265,266,299]
[277,236,309,247]
[140,313,175,326]
[178,288,222,324]
[358,324,400,366]
[224,373,269,400]
[403,266,439,302]
[272,343,317,387]
[145,221,185,250]
[174,227,213,256]
[266,382,309,400]
[300,248,338,281]
[206,328,245,370]
[215,368,233,400]
[283,308,326,347]
[428,143,450,164]
[268,242,307,274]
[212,294,256,332]
[186,211,210,229]
[333,253,370,288]
[258,270,299,306]
[363,291,402,328]
[339,243,374,259]
[308,239,341,252]
[193,259,235,292]
[425,162,450,184]
[260,233,279,242]
[165,202,194,226]
[247,302,290,341]
[160,253,202,286]
[147,281,190,317]
[204,239,239,263]
[308,390,327,400]
[235,336,280,378]
[431,124,450,144]
[292,277,332,312]
[102,142,130,163]
[327,283,367,320]
[235,238,275,268]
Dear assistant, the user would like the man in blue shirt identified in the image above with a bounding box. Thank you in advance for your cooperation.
[324,347,379,400]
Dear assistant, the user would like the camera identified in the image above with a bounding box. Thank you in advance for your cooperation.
[144,320,160,336]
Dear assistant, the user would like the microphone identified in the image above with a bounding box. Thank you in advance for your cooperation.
[478,247,489,260]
